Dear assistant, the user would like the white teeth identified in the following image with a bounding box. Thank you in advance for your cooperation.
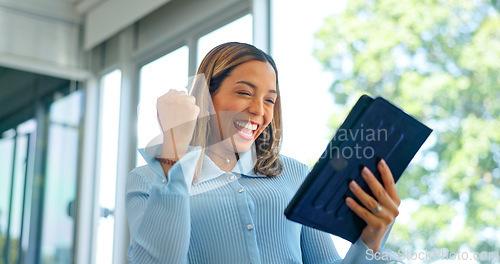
[239,130,253,137]
[235,121,257,130]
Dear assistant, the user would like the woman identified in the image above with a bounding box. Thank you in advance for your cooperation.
[126,42,401,263]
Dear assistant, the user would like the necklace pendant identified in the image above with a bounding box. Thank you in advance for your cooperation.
[225,158,230,164]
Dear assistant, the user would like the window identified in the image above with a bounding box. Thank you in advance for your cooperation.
[272,0,351,256]
[0,120,36,264]
[0,130,16,263]
[197,14,253,66]
[95,70,122,264]
[41,90,83,263]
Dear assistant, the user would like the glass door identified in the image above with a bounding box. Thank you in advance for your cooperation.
[93,70,122,264]
[40,90,82,263]
[0,122,33,264]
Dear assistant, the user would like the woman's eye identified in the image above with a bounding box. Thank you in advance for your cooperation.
[237,91,251,96]
[266,99,276,104]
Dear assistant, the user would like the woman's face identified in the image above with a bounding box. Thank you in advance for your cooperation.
[209,60,277,153]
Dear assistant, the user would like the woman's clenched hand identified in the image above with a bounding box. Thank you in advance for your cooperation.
[157,90,200,159]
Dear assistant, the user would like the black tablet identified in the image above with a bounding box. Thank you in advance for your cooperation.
[284,95,432,243]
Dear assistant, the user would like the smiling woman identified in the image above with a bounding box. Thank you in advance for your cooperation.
[210,65,276,147]
[191,45,282,177]
[125,42,402,264]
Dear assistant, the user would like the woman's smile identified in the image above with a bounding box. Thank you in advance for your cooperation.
[233,120,260,141]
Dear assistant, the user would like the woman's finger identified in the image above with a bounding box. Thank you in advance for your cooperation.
[185,95,196,104]
[349,180,396,221]
[349,180,383,214]
[167,89,186,95]
[345,197,379,224]
[360,167,397,211]
[378,159,401,206]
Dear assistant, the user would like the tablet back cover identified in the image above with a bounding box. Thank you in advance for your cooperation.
[284,95,432,243]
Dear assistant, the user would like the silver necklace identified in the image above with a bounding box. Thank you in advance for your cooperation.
[206,149,231,164]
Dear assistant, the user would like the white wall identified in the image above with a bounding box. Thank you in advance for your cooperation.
[83,0,173,50]
[0,0,87,80]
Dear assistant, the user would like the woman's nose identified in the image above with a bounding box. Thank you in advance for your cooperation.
[248,99,264,116]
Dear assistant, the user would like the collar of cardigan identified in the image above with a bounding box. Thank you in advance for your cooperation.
[138,143,266,186]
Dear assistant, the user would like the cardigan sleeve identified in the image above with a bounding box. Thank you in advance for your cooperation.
[125,147,201,264]
[300,225,402,264]
[300,225,342,263]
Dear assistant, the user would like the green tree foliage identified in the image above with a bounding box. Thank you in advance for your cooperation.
[314,0,500,260]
